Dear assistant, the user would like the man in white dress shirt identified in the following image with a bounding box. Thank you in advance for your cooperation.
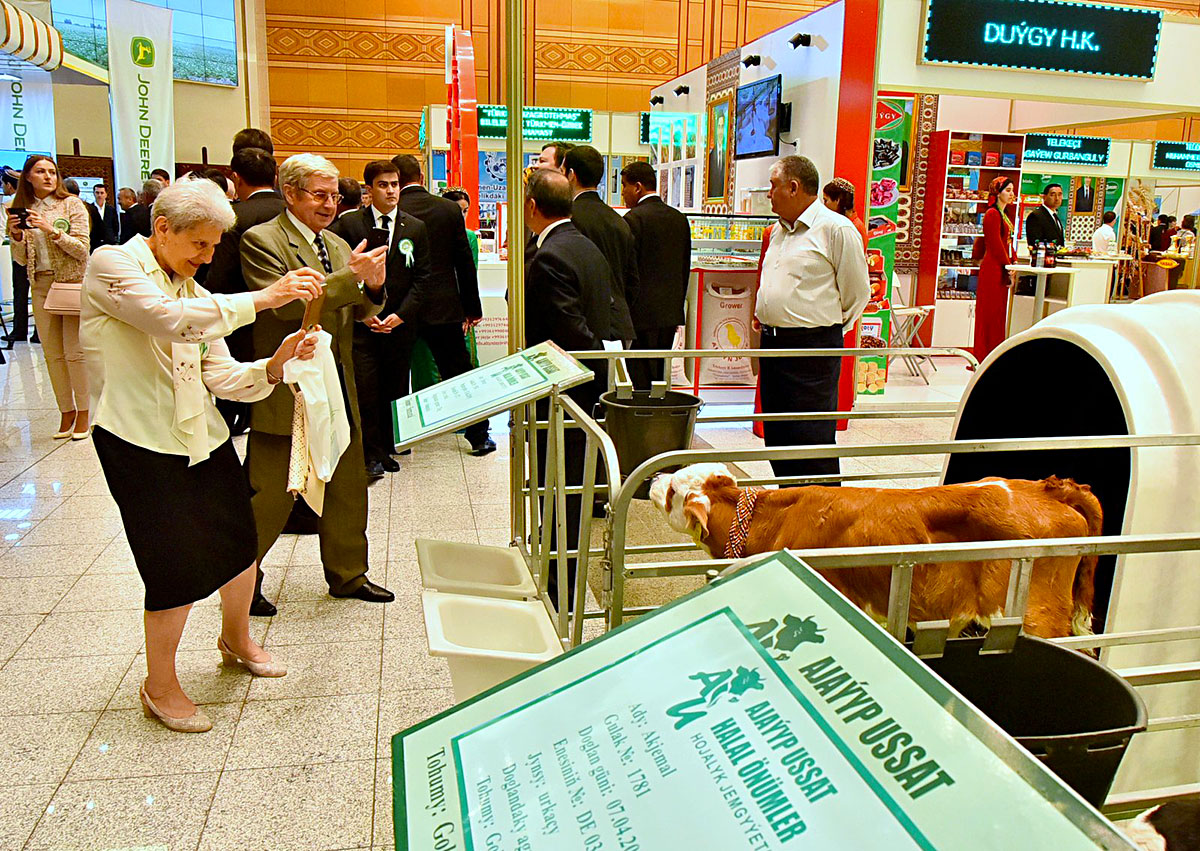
[754,155,869,482]
[1091,211,1117,255]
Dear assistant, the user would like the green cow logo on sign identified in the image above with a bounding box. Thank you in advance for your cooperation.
[749,614,826,661]
[665,667,766,730]
[131,37,155,68]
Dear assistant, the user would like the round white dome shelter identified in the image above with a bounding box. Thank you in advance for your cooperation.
[945,290,1200,796]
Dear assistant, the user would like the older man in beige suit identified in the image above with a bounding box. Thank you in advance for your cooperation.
[240,153,393,609]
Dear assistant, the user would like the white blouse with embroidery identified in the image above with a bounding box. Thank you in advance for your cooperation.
[82,235,275,464]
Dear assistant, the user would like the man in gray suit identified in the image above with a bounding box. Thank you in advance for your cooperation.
[240,153,394,606]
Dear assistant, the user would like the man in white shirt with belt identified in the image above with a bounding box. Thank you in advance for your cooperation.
[1091,211,1117,255]
[754,155,869,482]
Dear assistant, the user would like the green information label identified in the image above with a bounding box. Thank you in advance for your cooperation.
[477,106,594,142]
[392,342,593,446]
[393,553,1134,850]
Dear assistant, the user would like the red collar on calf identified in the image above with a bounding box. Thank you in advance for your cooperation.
[725,488,761,560]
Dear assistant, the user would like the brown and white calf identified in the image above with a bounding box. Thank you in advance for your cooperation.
[649,463,1103,639]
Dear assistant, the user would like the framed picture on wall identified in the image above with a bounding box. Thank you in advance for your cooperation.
[705,95,734,205]
[659,166,669,198]
[684,164,695,208]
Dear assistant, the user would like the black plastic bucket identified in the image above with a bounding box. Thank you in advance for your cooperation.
[917,635,1146,807]
[599,390,702,499]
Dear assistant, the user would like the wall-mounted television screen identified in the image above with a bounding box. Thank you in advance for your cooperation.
[734,75,782,160]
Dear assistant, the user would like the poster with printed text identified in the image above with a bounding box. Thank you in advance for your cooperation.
[108,0,175,191]
[393,552,1135,850]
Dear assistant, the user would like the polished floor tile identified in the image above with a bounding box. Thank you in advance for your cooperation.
[0,655,130,714]
[0,783,56,850]
[28,771,219,851]
[198,760,373,851]
[246,640,382,702]
[0,711,98,785]
[224,693,379,771]
[66,703,240,782]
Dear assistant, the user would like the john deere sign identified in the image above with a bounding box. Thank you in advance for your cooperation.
[131,36,155,67]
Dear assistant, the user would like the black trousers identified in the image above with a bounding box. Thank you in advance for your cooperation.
[9,261,28,340]
[629,326,677,389]
[411,321,490,446]
[353,325,413,463]
[758,324,843,481]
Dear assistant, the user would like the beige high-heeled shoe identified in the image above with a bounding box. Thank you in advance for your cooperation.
[139,683,212,733]
[218,637,287,678]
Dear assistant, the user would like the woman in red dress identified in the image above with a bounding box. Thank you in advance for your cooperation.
[973,176,1017,363]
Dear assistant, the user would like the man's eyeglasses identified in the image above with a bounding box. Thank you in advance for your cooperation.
[297,187,342,205]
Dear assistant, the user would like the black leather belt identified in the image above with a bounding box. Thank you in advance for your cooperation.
[758,323,839,337]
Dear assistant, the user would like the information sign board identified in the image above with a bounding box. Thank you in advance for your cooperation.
[477,106,593,141]
[1152,141,1200,173]
[1024,133,1111,167]
[392,342,593,446]
[392,552,1135,850]
[922,0,1163,81]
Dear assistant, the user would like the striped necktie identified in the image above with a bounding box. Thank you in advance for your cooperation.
[313,234,333,274]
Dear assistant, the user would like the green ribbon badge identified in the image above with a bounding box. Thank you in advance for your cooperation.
[398,238,414,268]
[53,217,70,233]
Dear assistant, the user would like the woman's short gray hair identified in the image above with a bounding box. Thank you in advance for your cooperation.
[278,153,339,192]
[150,175,235,233]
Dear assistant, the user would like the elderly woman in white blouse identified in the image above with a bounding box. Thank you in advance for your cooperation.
[82,176,325,732]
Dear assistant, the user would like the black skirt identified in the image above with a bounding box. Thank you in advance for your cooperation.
[93,427,258,611]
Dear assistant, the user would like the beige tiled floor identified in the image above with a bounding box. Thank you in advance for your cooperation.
[0,341,961,850]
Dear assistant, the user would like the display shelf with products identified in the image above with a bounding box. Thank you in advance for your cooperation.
[917,130,1027,345]
[681,213,771,395]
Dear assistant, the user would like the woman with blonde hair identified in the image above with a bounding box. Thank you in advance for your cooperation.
[82,176,324,731]
[7,154,91,438]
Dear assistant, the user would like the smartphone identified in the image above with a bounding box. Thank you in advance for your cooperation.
[8,207,28,229]
[365,227,390,252]
[301,291,325,331]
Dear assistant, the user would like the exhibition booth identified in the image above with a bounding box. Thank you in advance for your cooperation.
[395,0,1200,838]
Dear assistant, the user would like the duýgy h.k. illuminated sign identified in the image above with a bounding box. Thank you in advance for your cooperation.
[922,0,1163,81]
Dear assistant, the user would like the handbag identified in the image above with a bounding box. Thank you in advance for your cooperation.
[43,281,81,315]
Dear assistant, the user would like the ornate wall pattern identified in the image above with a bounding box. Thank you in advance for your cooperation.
[264,0,826,176]
[895,94,939,275]
[702,48,741,214]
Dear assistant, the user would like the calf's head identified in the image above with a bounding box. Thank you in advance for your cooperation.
[649,463,738,550]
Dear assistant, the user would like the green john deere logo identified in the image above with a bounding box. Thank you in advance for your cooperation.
[131,37,155,68]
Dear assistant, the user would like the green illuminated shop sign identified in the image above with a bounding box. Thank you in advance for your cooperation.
[1023,134,1111,167]
[922,0,1163,80]
[477,105,593,141]
[1152,141,1200,172]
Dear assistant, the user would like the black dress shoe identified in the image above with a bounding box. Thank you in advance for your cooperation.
[380,456,400,472]
[29,332,39,344]
[396,448,412,456]
[2,334,24,343]
[468,438,497,456]
[365,461,386,479]
[331,579,394,603]
[249,594,277,617]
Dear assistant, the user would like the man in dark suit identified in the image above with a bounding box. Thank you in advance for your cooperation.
[202,147,286,438]
[119,179,161,243]
[91,183,119,244]
[565,145,636,347]
[524,169,613,606]
[1074,177,1095,214]
[1024,182,1065,251]
[620,161,693,387]
[391,154,495,456]
[1149,214,1171,253]
[332,160,433,478]
[241,153,393,607]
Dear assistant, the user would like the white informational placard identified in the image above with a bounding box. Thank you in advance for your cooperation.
[107,0,175,190]
[392,552,1135,850]
[392,341,593,447]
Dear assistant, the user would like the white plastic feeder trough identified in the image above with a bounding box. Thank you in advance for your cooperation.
[415,538,538,599]
[946,290,1200,795]
[422,591,563,702]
